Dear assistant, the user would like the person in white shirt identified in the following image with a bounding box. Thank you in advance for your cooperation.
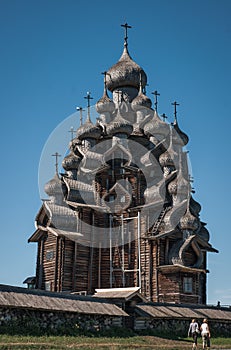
[200,318,211,349]
[188,319,199,349]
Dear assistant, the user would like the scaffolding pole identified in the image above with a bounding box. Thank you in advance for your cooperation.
[121,214,125,287]
[109,214,113,288]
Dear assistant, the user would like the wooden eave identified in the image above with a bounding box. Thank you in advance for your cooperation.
[90,163,110,174]
[196,237,219,253]
[93,287,147,303]
[28,229,46,243]
[157,264,207,274]
[66,200,108,212]
[28,224,83,243]
[35,205,46,222]
[143,229,176,240]
[47,227,83,241]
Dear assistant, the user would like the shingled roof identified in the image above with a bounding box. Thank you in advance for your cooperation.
[0,284,128,317]
[135,303,231,321]
[94,287,147,302]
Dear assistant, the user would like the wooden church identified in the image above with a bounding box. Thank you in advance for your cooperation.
[28,25,218,304]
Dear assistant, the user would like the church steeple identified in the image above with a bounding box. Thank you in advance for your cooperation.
[96,72,115,116]
[44,153,63,204]
[76,93,101,141]
[105,24,147,101]
[171,101,189,146]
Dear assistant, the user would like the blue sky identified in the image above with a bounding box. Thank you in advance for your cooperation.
[0,0,230,305]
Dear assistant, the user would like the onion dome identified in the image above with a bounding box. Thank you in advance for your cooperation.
[62,151,81,171]
[105,44,147,92]
[143,110,170,139]
[96,90,115,114]
[76,116,101,140]
[168,151,190,195]
[131,80,152,112]
[44,173,63,197]
[106,108,133,137]
[159,148,178,168]
[159,128,178,167]
[96,73,115,114]
[68,137,82,152]
[179,208,200,231]
[172,119,189,146]
[168,177,178,196]
[190,197,202,216]
[168,174,190,196]
[198,225,210,242]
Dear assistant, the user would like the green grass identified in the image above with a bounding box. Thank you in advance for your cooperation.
[0,335,231,350]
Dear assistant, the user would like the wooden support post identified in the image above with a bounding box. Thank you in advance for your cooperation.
[109,214,113,288]
[138,211,141,291]
[54,236,59,292]
[72,241,78,291]
[121,214,125,287]
[89,210,94,292]
[38,237,45,289]
[98,242,101,289]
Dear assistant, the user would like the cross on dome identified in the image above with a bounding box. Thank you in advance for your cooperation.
[76,106,85,126]
[101,71,108,89]
[161,113,168,122]
[172,101,180,121]
[52,152,61,175]
[68,126,76,141]
[121,22,132,47]
[114,90,123,104]
[152,90,160,112]
[84,92,93,122]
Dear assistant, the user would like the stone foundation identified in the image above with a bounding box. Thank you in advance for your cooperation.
[0,307,123,335]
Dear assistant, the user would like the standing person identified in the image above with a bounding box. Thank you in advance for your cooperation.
[188,318,199,349]
[200,318,211,349]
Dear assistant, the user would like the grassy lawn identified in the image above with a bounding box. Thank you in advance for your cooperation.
[0,335,231,349]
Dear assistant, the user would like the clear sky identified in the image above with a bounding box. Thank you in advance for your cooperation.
[0,0,230,305]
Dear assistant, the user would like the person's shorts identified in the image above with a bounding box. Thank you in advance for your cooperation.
[192,332,198,345]
[202,333,210,347]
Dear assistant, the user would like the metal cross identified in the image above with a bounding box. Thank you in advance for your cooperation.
[84,91,93,108]
[161,113,168,122]
[151,90,160,112]
[84,92,93,121]
[52,152,61,175]
[76,106,85,126]
[101,71,107,89]
[68,126,76,141]
[114,90,121,104]
[171,101,180,121]
[121,23,132,47]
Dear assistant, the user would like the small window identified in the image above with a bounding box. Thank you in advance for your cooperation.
[45,281,51,291]
[120,195,126,203]
[46,250,54,261]
[28,282,36,289]
[109,195,115,203]
[183,277,193,293]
